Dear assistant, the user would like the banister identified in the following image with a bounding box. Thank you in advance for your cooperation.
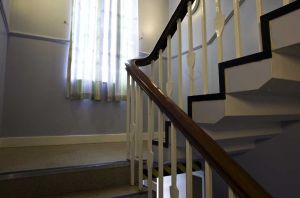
[135,0,195,66]
[135,0,246,66]
[127,0,272,196]
[126,60,271,198]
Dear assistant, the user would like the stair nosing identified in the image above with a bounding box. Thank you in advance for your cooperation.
[0,160,130,181]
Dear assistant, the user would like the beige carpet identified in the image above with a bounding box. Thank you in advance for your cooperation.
[46,185,141,198]
[0,142,146,173]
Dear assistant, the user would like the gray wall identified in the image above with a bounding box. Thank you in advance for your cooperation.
[0,0,9,136]
[235,121,300,197]
[1,0,169,137]
[2,37,127,137]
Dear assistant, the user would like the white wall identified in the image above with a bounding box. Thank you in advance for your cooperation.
[9,0,71,38]
[139,0,169,53]
[1,0,169,137]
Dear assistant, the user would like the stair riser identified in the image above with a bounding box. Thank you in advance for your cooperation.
[271,9,300,50]
[226,50,300,95]
[193,94,300,124]
[0,165,130,198]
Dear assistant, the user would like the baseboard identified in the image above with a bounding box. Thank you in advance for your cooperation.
[0,132,158,148]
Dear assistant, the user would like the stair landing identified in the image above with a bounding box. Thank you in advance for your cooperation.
[46,185,142,198]
[0,142,145,173]
[0,142,149,198]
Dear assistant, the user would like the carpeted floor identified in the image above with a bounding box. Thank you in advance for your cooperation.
[0,142,147,173]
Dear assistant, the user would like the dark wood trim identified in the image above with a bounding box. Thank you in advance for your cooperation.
[126,61,271,197]
[113,191,147,198]
[135,0,196,66]
[0,161,129,181]
[152,121,170,148]
[0,0,9,33]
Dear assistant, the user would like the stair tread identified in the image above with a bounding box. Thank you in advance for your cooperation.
[0,142,147,174]
[45,185,141,198]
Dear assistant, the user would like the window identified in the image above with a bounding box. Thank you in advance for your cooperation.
[67,0,139,101]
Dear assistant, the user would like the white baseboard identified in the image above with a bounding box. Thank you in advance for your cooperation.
[0,132,158,148]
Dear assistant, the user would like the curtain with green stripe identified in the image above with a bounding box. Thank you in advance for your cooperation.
[67,0,139,101]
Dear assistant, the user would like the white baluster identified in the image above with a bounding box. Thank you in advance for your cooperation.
[130,79,136,185]
[170,124,178,198]
[147,62,154,198]
[200,0,209,95]
[135,83,139,159]
[187,2,195,94]
[283,0,289,5]
[158,50,164,198]
[166,36,173,98]
[126,73,131,159]
[256,0,263,51]
[187,2,194,197]
[176,20,184,196]
[229,187,236,198]
[186,142,193,198]
[215,0,225,63]
[177,19,183,109]
[205,161,213,198]
[138,86,144,190]
[166,35,179,198]
[233,0,242,58]
[159,50,163,90]
[136,85,140,187]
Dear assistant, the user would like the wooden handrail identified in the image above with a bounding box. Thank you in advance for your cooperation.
[127,0,272,197]
[126,61,271,197]
[135,0,195,66]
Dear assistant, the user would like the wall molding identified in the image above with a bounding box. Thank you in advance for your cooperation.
[0,132,159,148]
[0,0,9,33]
[9,31,70,45]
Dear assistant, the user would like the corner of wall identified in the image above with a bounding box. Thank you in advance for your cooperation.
[0,0,10,138]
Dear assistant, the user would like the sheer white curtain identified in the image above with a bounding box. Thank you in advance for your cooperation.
[67,0,139,101]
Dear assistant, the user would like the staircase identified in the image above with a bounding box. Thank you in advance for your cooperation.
[126,0,300,197]
[1,0,300,198]
[0,161,135,198]
[190,1,300,154]
[0,143,146,198]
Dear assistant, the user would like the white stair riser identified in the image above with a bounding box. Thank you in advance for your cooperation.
[226,51,300,94]
[271,9,300,50]
[193,94,300,124]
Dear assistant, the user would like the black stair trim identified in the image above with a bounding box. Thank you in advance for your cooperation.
[188,0,300,118]
[0,161,129,181]
[152,121,170,148]
[143,160,202,179]
[113,191,148,198]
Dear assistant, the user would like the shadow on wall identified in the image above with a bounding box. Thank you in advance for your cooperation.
[235,121,300,197]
